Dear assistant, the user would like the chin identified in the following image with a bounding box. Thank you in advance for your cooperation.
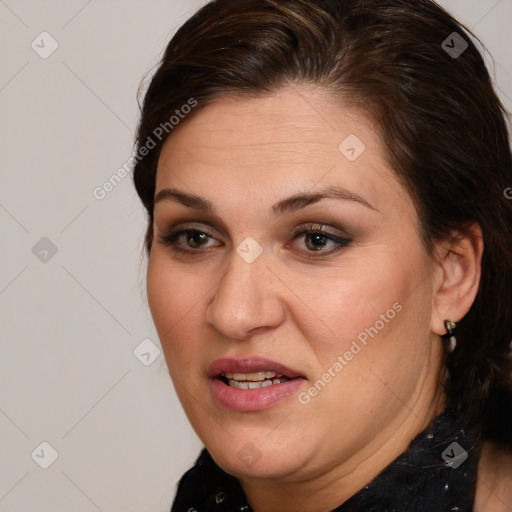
[197,422,310,480]
[212,443,305,480]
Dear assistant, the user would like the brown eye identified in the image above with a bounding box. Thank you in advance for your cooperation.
[185,231,210,249]
[289,224,353,258]
[158,229,221,253]
[304,232,329,251]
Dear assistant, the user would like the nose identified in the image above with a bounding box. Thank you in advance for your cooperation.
[205,248,285,340]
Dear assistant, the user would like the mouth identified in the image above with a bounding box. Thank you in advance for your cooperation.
[208,356,305,384]
[219,371,290,389]
[207,357,306,411]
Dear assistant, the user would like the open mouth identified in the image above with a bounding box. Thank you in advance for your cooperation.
[219,371,290,389]
[208,358,306,411]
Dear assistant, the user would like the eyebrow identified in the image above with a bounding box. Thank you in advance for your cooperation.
[153,185,379,217]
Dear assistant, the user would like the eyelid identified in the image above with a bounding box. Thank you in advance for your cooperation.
[154,215,228,239]
[156,219,218,233]
[157,220,351,243]
[155,220,221,242]
[288,222,353,239]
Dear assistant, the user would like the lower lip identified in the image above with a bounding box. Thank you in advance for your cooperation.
[210,377,306,412]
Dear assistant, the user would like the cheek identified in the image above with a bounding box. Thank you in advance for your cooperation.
[294,251,427,358]
[147,256,176,334]
[303,248,432,389]
[293,246,434,416]
[146,254,206,368]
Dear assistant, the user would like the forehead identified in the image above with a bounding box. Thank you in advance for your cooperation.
[159,86,381,165]
[155,86,413,222]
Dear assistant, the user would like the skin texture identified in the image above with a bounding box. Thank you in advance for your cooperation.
[147,85,484,512]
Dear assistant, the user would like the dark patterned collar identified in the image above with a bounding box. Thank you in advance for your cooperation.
[171,408,481,512]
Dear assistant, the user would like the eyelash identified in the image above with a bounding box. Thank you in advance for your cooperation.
[158,223,352,259]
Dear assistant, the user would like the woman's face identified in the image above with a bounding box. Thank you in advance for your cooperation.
[147,86,444,484]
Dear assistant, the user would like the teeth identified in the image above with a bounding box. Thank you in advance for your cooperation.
[227,376,290,389]
[230,380,249,389]
[224,371,278,381]
[220,370,292,389]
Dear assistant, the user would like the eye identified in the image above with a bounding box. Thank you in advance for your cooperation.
[158,228,221,253]
[289,224,352,257]
[157,223,352,257]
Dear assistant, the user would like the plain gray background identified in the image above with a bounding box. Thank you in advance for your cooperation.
[1,1,511,511]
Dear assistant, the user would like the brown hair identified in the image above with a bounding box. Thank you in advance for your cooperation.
[133,0,512,445]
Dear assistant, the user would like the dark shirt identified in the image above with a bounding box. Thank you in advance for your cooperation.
[171,408,481,512]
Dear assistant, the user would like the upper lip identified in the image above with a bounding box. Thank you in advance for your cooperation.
[207,357,305,379]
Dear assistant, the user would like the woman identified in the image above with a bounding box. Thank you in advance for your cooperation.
[133,0,512,510]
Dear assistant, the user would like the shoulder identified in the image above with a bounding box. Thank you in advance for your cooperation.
[474,440,512,512]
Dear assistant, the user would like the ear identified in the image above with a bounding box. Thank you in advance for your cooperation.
[430,222,484,336]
